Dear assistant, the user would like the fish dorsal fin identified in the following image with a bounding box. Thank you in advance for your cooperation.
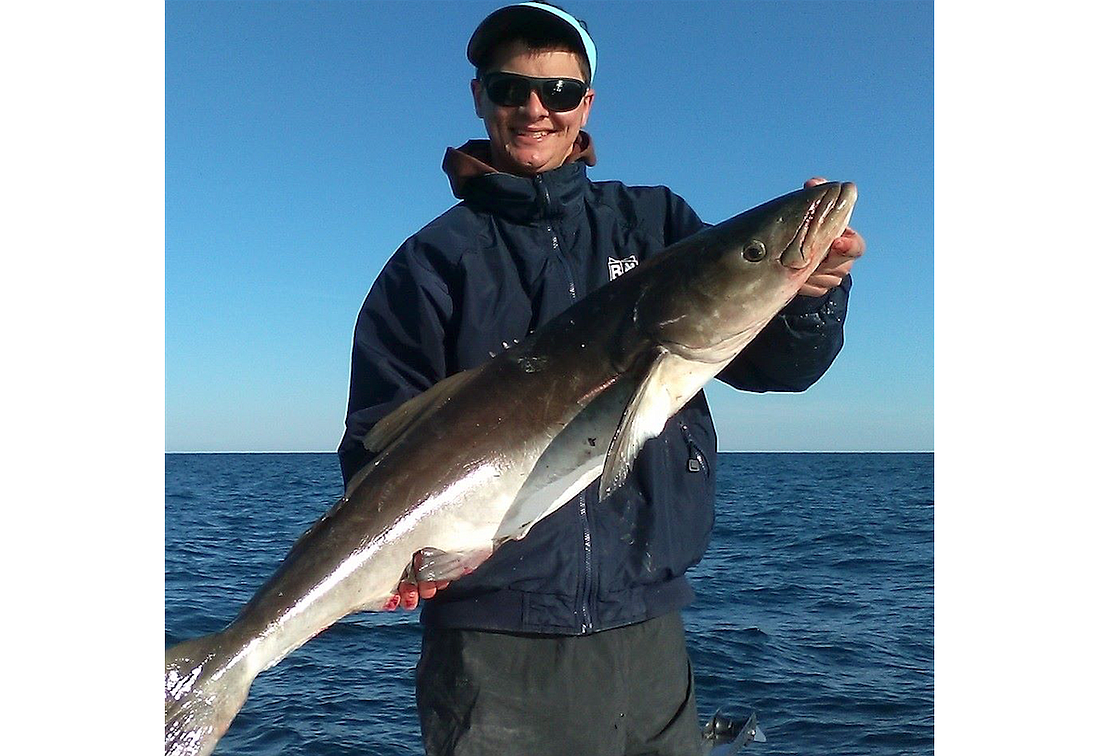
[362,367,482,455]
[600,348,678,500]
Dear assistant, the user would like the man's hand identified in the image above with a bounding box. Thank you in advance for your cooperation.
[381,549,454,611]
[798,177,865,298]
[382,577,452,611]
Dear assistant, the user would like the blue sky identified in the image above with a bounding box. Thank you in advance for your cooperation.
[166,0,933,452]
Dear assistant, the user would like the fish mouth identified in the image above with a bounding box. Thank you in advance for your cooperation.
[779,182,857,270]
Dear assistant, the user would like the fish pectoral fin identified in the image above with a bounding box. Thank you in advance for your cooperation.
[362,367,483,455]
[511,513,550,541]
[600,348,676,501]
[509,509,562,542]
[400,545,495,584]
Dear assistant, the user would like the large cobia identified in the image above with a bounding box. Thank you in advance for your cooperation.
[165,182,857,755]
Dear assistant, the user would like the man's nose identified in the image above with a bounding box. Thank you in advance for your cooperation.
[520,88,549,118]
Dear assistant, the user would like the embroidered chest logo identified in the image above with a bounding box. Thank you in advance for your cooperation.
[608,255,639,281]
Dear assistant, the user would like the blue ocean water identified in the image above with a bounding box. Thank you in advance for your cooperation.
[165,452,932,755]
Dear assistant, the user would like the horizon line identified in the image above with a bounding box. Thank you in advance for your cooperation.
[165,449,934,455]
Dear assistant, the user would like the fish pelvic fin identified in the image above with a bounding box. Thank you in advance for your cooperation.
[402,545,496,584]
[165,632,255,756]
[600,348,677,501]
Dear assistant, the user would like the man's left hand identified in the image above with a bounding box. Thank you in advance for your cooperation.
[798,177,865,298]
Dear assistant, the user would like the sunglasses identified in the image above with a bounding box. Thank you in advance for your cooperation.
[481,72,589,112]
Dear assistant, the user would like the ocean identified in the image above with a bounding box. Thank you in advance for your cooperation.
[165,452,933,755]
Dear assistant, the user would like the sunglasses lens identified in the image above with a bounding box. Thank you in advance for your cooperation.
[485,74,586,112]
[486,76,531,108]
[539,79,586,111]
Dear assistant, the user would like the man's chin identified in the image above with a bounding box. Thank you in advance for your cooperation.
[505,147,565,175]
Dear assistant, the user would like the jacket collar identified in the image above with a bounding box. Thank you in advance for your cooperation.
[442,132,597,223]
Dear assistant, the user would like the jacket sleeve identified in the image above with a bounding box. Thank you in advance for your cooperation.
[337,240,453,486]
[668,189,850,393]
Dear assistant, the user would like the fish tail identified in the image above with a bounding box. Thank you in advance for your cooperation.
[165,631,254,756]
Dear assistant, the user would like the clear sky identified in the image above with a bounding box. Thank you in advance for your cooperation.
[166,0,933,452]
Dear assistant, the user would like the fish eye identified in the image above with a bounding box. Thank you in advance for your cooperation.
[743,240,767,262]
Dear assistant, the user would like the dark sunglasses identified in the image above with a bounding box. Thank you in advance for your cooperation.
[481,72,589,112]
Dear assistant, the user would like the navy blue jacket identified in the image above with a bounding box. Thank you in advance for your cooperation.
[338,137,850,635]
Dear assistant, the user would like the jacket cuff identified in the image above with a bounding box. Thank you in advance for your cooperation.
[779,274,852,317]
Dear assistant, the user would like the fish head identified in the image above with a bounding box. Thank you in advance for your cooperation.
[642,181,857,363]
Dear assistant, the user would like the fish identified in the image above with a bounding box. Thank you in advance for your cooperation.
[165,181,857,756]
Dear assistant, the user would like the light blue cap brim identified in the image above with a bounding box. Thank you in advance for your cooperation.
[467,2,598,83]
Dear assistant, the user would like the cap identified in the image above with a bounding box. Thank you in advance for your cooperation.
[467,2,597,83]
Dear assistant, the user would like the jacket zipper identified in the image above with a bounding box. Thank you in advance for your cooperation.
[681,423,710,476]
[578,491,593,633]
[536,175,577,299]
[536,174,591,632]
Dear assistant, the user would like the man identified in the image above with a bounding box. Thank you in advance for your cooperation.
[338,3,864,755]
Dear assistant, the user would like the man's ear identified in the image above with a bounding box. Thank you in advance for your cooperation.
[471,78,484,119]
[579,88,595,128]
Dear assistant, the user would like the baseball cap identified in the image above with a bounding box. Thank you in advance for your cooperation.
[467,2,597,83]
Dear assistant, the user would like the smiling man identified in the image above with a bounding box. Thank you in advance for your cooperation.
[473,45,593,175]
[338,3,863,755]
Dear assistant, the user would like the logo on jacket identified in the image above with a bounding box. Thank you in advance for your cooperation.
[608,255,639,281]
